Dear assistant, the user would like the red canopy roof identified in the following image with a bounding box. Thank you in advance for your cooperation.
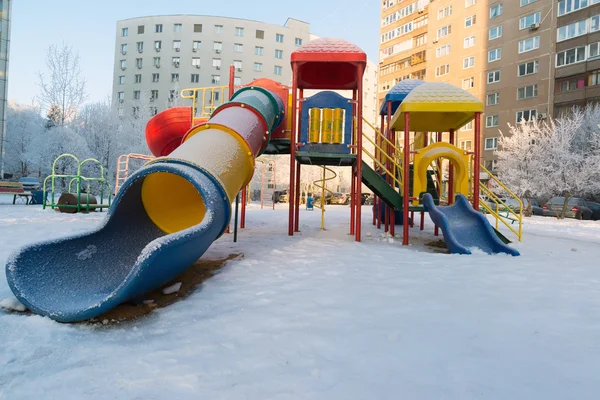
[291,38,367,90]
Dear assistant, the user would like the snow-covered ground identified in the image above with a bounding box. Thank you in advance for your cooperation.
[1,195,600,399]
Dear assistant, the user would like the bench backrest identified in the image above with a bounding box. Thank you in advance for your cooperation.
[0,181,25,193]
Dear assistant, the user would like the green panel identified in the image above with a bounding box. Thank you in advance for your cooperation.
[361,161,403,210]
[295,152,356,167]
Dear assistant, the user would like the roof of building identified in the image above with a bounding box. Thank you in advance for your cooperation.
[390,82,484,132]
[291,38,367,90]
[379,79,425,116]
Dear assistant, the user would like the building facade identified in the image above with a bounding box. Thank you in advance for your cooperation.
[0,0,11,177]
[112,16,311,117]
[553,0,600,116]
[378,0,555,173]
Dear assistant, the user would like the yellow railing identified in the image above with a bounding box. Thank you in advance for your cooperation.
[362,118,403,190]
[180,85,230,121]
[477,164,523,242]
[313,166,337,230]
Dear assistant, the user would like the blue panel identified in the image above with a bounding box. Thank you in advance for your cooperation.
[379,79,424,116]
[300,91,353,154]
[421,193,520,256]
[5,161,230,322]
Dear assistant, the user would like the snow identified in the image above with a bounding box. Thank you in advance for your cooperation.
[0,296,27,312]
[162,282,182,295]
[1,200,600,399]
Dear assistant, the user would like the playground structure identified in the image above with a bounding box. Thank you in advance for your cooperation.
[114,153,155,195]
[42,154,112,213]
[256,157,277,210]
[6,38,523,323]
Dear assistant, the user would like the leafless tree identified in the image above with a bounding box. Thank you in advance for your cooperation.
[37,43,88,126]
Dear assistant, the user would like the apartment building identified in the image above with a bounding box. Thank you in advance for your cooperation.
[379,0,555,173]
[553,0,600,115]
[0,0,11,177]
[112,16,311,116]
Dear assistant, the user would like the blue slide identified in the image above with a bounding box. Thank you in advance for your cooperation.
[421,193,520,256]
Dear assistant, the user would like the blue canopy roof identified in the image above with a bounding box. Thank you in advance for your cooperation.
[379,79,425,116]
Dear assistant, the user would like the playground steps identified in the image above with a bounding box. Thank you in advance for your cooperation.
[361,161,403,209]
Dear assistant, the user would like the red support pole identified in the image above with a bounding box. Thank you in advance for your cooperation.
[288,65,298,236]
[350,90,357,236]
[385,102,392,234]
[434,225,439,236]
[473,112,481,210]
[294,162,301,232]
[350,163,356,235]
[403,112,410,246]
[390,128,396,237]
[424,132,428,147]
[448,128,455,205]
[355,66,364,242]
[420,211,424,230]
[410,211,414,228]
[225,66,236,234]
[241,187,247,228]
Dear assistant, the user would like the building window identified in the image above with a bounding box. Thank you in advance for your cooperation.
[519,12,540,30]
[150,106,158,116]
[465,15,476,28]
[462,77,474,89]
[254,62,263,72]
[590,42,600,59]
[558,0,590,16]
[438,5,452,19]
[173,40,181,51]
[135,74,142,83]
[134,90,141,100]
[485,138,498,150]
[490,4,503,18]
[155,24,163,33]
[234,60,242,71]
[235,27,244,36]
[172,57,180,67]
[121,44,127,55]
[191,74,200,83]
[138,25,144,34]
[192,57,201,67]
[460,121,473,131]
[521,0,537,5]
[151,73,159,83]
[120,59,126,69]
[211,75,220,84]
[234,43,243,53]
[136,58,143,69]
[437,25,451,39]
[486,115,499,127]
[255,46,264,56]
[488,48,501,62]
[556,46,586,67]
[213,58,222,69]
[464,36,475,48]
[193,41,201,51]
[435,64,450,76]
[174,23,182,33]
[118,91,125,102]
[488,70,500,83]
[194,24,202,33]
[137,42,143,53]
[589,69,600,86]
[171,73,179,82]
[465,0,476,7]
[414,33,427,47]
[436,44,451,57]
[215,25,223,34]
[150,90,158,100]
[463,56,475,69]
[119,75,125,85]
[214,42,223,52]
[122,28,128,37]
[274,65,283,75]
[460,140,473,150]
[295,38,303,46]
[169,90,177,101]
[275,49,283,59]
[557,20,587,42]
[132,106,140,117]
[153,57,160,67]
[558,78,582,92]
[516,109,537,122]
[487,92,500,106]
[489,26,502,40]
[518,60,539,76]
[256,30,264,39]
[154,40,162,51]
[234,77,242,85]
[518,36,540,53]
[276,33,284,43]
[517,84,538,100]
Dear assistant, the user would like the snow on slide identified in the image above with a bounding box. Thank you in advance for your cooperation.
[421,193,520,256]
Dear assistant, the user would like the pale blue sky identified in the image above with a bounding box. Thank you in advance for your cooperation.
[8,0,379,106]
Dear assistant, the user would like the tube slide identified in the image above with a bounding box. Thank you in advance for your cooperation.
[5,84,285,322]
[421,193,520,256]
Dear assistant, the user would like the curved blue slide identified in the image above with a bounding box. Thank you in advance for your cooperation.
[421,193,520,256]
[5,161,230,322]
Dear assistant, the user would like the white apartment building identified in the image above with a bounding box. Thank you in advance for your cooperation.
[112,15,311,116]
[0,0,11,177]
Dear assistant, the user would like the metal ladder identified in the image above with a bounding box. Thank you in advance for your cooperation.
[114,153,156,195]
[259,159,276,209]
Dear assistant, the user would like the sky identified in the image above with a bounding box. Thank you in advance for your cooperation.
[8,0,379,106]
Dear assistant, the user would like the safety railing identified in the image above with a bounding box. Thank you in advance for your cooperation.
[180,85,230,122]
[362,118,403,190]
[478,164,523,242]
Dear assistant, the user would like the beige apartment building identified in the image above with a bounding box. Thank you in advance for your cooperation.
[379,0,555,173]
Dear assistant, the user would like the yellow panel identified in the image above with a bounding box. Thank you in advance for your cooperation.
[321,108,333,143]
[332,108,344,144]
[141,172,207,234]
[412,142,470,206]
[309,108,321,143]
[413,132,425,150]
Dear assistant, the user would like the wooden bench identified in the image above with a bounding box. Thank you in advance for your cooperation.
[0,181,33,204]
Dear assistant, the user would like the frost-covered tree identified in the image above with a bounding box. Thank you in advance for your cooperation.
[3,102,46,177]
[37,43,87,126]
[45,104,63,130]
